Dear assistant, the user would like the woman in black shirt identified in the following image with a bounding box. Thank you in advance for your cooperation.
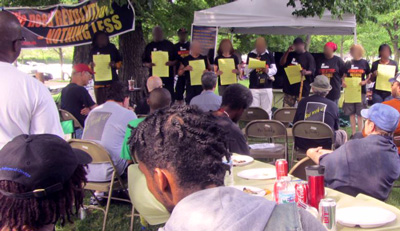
[214,39,241,96]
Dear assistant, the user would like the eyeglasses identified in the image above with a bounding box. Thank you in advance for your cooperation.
[13,37,26,43]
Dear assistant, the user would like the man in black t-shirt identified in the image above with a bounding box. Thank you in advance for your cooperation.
[293,75,347,151]
[143,26,178,101]
[280,37,316,107]
[174,28,190,103]
[61,64,97,137]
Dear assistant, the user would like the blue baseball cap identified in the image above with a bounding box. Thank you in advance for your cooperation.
[389,73,400,83]
[361,104,400,132]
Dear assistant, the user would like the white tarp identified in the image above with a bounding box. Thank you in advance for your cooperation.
[193,0,356,35]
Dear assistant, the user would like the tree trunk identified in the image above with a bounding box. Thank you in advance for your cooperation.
[119,21,148,104]
[340,35,344,59]
[392,35,399,64]
[305,35,311,51]
[73,44,91,65]
[58,48,65,80]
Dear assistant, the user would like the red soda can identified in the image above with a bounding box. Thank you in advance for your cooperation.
[295,181,309,204]
[275,159,288,180]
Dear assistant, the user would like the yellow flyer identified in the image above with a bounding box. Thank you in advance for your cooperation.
[344,78,362,103]
[376,64,396,92]
[248,58,266,69]
[189,60,206,86]
[218,58,237,85]
[93,54,112,82]
[152,51,169,77]
[284,64,302,85]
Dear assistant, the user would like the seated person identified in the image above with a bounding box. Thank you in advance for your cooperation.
[293,75,347,150]
[121,88,172,161]
[190,72,222,112]
[307,103,400,201]
[61,64,97,127]
[213,84,251,155]
[0,134,91,231]
[83,82,137,183]
[129,106,325,231]
[383,73,400,153]
[135,76,163,115]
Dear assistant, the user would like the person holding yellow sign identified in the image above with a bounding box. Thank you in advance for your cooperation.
[342,44,371,135]
[177,41,211,104]
[370,44,398,104]
[246,37,277,117]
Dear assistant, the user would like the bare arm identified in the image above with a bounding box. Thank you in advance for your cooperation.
[306,147,333,164]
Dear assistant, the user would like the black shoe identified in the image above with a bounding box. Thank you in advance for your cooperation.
[90,196,106,206]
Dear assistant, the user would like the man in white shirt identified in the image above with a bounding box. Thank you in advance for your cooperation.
[0,11,63,149]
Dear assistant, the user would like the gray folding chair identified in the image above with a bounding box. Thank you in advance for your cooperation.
[240,107,270,123]
[291,121,334,167]
[273,107,297,138]
[245,120,288,161]
[59,109,83,138]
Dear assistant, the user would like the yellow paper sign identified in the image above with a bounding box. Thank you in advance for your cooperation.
[152,51,169,77]
[376,64,396,92]
[218,58,237,85]
[189,60,206,86]
[284,65,302,85]
[93,54,112,82]
[248,58,266,69]
[344,78,362,103]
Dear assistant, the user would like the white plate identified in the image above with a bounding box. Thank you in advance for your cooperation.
[231,185,266,197]
[237,168,276,180]
[232,155,254,166]
[337,206,397,228]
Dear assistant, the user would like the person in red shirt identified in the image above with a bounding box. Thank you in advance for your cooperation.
[383,73,400,153]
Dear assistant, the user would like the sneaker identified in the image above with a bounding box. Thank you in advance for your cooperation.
[90,196,106,206]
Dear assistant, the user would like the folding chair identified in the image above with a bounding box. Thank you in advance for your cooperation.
[59,109,83,138]
[291,121,334,167]
[69,139,135,231]
[273,107,297,138]
[240,107,270,123]
[288,157,315,181]
[244,120,287,161]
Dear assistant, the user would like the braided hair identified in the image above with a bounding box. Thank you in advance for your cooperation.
[0,165,87,231]
[129,105,231,188]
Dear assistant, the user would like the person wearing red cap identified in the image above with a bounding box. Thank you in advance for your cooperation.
[316,41,346,104]
[61,64,97,137]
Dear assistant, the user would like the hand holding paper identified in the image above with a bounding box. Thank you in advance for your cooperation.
[189,60,206,86]
[248,58,266,69]
[284,64,302,85]
[218,58,237,85]
[152,51,169,77]
[93,54,112,82]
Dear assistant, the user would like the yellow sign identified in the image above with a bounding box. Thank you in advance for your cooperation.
[218,58,237,85]
[248,58,266,69]
[189,60,206,86]
[344,78,362,103]
[93,54,112,82]
[284,65,302,85]
[152,51,169,77]
[376,64,396,92]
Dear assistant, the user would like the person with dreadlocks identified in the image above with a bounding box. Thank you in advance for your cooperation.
[129,106,324,231]
[0,134,91,231]
[90,31,122,105]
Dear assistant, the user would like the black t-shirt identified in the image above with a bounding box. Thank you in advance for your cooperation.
[174,41,190,62]
[344,59,371,94]
[215,116,250,155]
[90,43,122,86]
[316,56,346,101]
[293,95,339,150]
[214,54,239,86]
[181,54,208,102]
[283,51,316,97]
[371,59,398,98]
[247,51,275,89]
[142,40,178,80]
[61,83,96,127]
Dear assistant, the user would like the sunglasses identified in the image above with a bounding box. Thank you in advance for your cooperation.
[13,37,26,43]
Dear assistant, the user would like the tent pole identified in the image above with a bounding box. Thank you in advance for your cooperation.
[353,27,357,44]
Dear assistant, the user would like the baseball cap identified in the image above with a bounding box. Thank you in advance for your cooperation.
[389,72,400,83]
[293,37,304,45]
[177,28,188,34]
[325,42,338,52]
[361,103,400,132]
[0,134,92,199]
[310,75,332,91]
[73,63,95,75]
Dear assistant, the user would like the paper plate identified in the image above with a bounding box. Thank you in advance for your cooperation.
[237,168,276,180]
[231,185,266,197]
[337,206,396,228]
[232,155,254,167]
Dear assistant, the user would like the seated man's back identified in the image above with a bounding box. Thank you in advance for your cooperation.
[190,72,221,112]
[83,89,136,182]
[214,115,249,155]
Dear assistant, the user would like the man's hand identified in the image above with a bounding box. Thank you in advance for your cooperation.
[301,69,308,76]
[184,65,193,71]
[216,70,223,76]
[264,67,269,74]
[165,61,175,66]
[360,80,368,86]
[342,80,347,88]
[287,45,295,52]
[80,107,91,116]
[307,147,332,164]
[109,61,116,68]
[144,63,155,68]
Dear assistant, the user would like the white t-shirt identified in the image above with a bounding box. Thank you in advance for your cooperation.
[0,62,63,149]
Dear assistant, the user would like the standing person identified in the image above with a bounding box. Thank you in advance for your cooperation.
[143,26,178,101]
[370,44,398,104]
[280,37,316,107]
[342,44,371,135]
[178,41,211,104]
[214,39,241,96]
[174,28,190,103]
[90,31,122,105]
[316,42,346,104]
[247,37,277,118]
[0,11,63,149]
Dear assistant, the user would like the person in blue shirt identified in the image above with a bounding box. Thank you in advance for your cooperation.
[190,72,221,112]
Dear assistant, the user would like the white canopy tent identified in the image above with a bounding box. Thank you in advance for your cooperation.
[193,0,357,39]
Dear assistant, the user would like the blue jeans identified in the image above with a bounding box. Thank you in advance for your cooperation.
[75,128,83,139]
[372,93,392,104]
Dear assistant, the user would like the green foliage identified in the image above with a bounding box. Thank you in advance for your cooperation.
[18,47,74,64]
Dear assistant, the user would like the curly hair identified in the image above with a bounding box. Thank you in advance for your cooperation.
[106,81,129,103]
[0,165,87,231]
[129,105,231,189]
